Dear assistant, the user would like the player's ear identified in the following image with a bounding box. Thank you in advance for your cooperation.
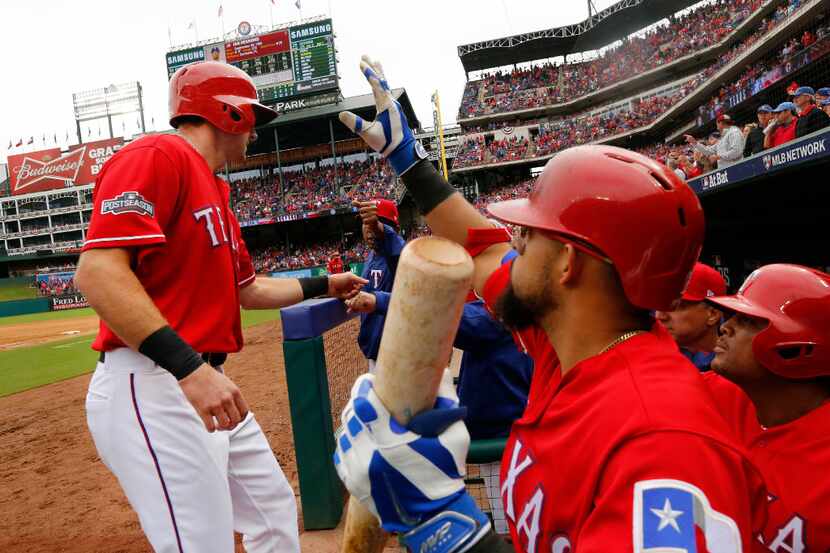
[706,306,724,328]
[558,243,582,285]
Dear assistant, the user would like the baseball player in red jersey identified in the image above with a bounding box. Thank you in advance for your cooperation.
[331,57,767,553]
[75,61,366,553]
[703,264,830,552]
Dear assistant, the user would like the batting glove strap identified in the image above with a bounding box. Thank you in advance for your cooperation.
[401,494,491,553]
[387,134,427,176]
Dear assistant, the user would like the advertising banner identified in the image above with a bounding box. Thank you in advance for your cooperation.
[270,268,313,279]
[8,137,124,196]
[166,46,206,78]
[50,293,90,311]
[689,130,830,195]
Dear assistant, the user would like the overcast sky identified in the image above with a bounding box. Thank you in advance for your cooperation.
[0,0,620,164]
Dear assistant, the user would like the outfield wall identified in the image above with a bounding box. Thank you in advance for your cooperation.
[0,297,51,317]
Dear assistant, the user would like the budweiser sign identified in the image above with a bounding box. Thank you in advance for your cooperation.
[13,149,84,193]
[8,137,124,196]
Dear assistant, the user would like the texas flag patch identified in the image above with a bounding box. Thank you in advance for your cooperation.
[634,480,741,553]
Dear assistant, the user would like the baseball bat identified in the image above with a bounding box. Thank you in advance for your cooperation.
[340,236,474,553]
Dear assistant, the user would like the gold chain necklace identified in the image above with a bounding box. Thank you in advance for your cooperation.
[598,330,646,355]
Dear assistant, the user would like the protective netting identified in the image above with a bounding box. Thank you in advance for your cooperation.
[322,317,368,433]
[321,317,509,537]
[466,461,509,535]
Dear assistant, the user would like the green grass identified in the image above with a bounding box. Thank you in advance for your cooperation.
[0,286,37,301]
[241,308,281,328]
[0,307,96,326]
[0,307,278,327]
[0,335,98,397]
[0,307,282,397]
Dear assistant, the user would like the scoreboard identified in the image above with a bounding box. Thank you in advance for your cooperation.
[167,19,338,107]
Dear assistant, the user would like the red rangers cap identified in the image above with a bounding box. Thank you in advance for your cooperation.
[375,199,399,226]
[682,263,727,302]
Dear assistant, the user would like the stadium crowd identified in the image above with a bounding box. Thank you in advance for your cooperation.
[454,84,697,168]
[636,80,830,181]
[458,0,765,119]
[453,0,818,169]
[697,17,830,123]
[230,157,397,223]
[250,240,370,273]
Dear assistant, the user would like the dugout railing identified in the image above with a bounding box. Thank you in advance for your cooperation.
[280,298,507,531]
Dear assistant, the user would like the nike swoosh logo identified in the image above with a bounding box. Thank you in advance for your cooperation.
[383,471,421,528]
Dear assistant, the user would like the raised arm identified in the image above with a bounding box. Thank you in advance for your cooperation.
[338,56,510,293]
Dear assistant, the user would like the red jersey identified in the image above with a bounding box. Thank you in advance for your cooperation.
[476,253,766,552]
[83,134,255,353]
[769,118,797,148]
[705,373,830,552]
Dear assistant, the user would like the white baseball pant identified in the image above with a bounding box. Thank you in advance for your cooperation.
[85,347,300,553]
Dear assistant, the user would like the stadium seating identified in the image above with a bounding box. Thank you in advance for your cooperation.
[230,157,398,224]
[458,0,766,119]
[250,240,370,273]
[453,0,817,170]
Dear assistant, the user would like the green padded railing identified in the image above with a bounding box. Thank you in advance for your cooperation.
[280,298,507,530]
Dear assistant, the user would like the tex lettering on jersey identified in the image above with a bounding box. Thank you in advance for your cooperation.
[193,205,233,249]
[501,439,571,553]
[634,480,741,553]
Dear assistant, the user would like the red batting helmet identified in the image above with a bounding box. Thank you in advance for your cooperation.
[707,264,830,379]
[169,61,277,134]
[487,145,704,311]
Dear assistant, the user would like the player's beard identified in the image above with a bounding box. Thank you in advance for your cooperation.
[493,276,555,331]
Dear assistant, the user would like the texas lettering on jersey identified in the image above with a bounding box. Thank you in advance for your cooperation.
[500,439,743,553]
[501,439,563,553]
[761,507,807,553]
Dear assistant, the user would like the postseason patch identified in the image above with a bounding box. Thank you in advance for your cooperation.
[101,191,155,217]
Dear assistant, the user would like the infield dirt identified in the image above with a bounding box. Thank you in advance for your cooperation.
[0,316,99,351]
[0,319,368,552]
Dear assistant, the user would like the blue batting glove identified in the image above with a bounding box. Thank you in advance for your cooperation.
[338,55,427,176]
[334,370,491,553]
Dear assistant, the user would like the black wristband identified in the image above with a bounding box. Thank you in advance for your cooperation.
[298,276,328,299]
[139,326,204,381]
[401,159,457,215]
[464,529,514,553]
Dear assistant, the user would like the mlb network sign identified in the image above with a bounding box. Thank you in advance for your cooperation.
[689,130,830,195]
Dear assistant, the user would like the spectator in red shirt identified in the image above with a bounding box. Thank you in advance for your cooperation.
[764,102,798,148]
[792,86,830,138]
[327,252,345,274]
[680,155,701,178]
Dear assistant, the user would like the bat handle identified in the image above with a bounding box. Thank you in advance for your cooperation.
[341,497,388,553]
